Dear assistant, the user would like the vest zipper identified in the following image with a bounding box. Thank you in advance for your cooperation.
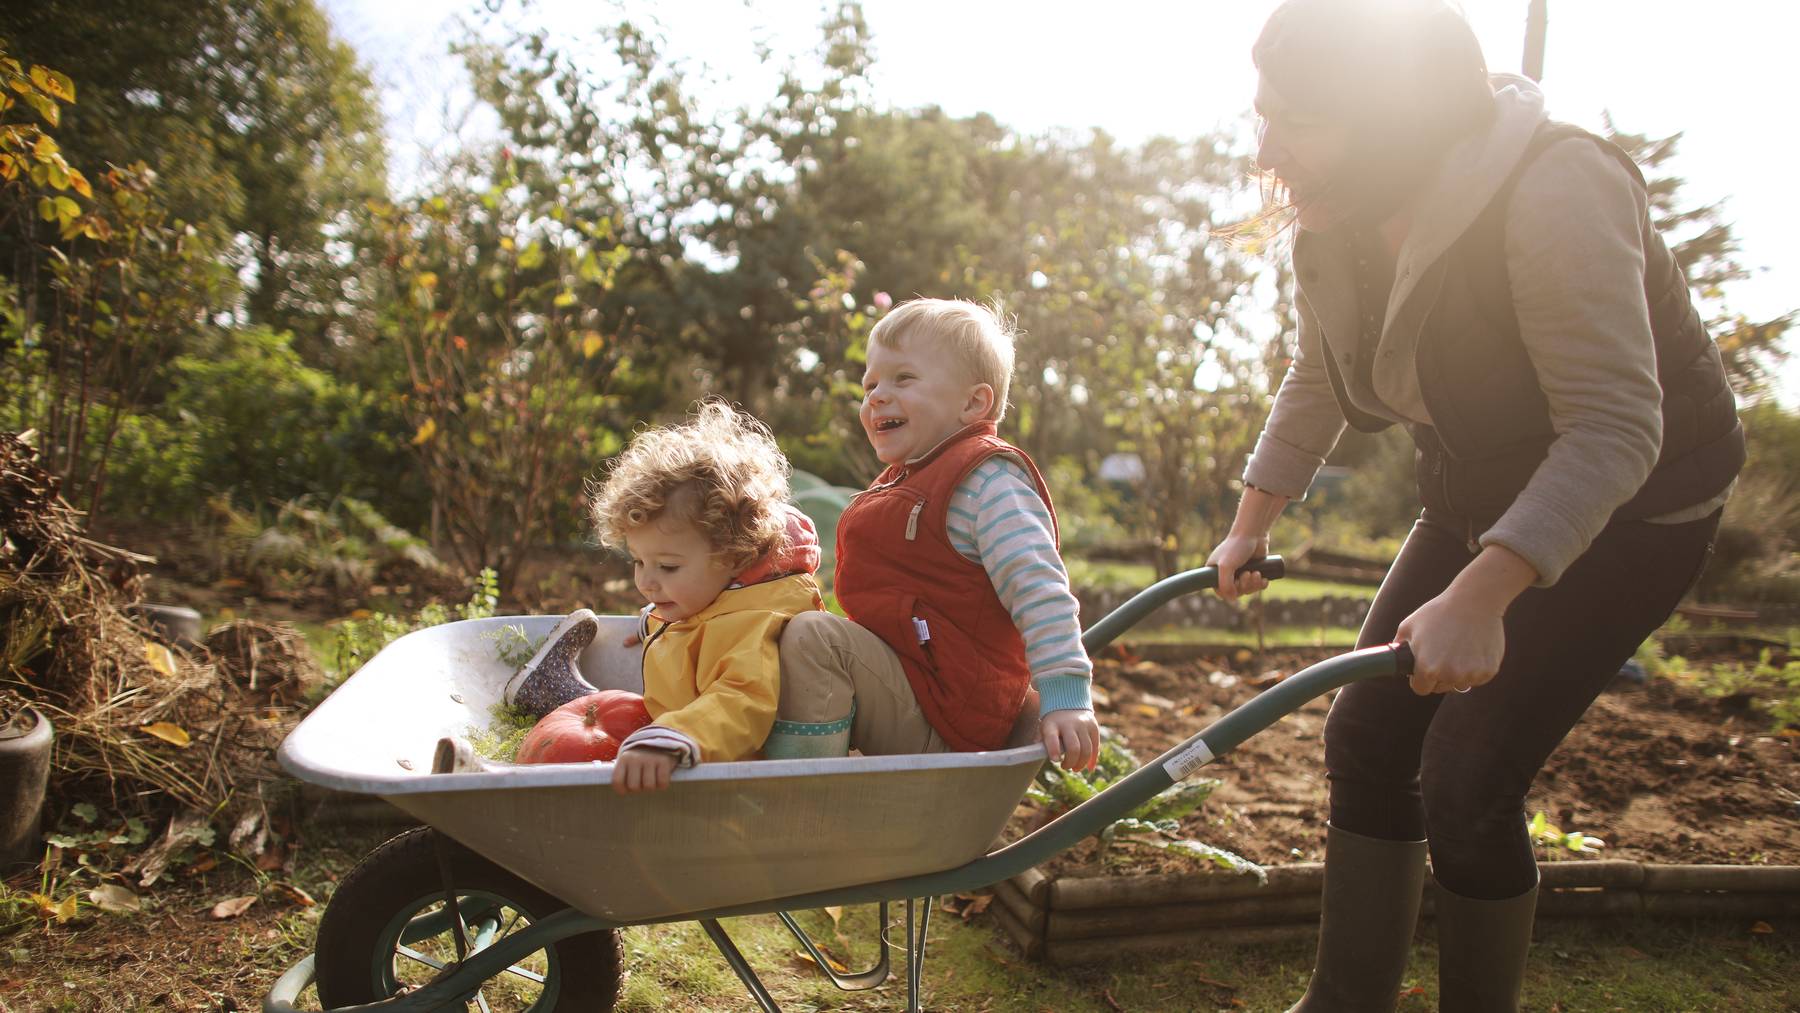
[853,466,910,499]
[904,500,924,541]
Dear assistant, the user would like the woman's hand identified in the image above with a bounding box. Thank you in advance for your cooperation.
[1397,544,1538,695]
[1040,709,1100,771]
[1208,485,1290,601]
[1396,591,1507,695]
[1207,534,1271,601]
[611,746,677,794]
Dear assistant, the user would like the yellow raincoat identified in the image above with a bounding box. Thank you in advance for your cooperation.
[640,572,824,762]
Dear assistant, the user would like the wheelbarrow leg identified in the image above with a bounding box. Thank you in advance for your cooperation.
[699,919,782,1013]
[903,896,933,1013]
[777,902,893,989]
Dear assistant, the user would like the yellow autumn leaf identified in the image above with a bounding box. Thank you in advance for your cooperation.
[411,418,437,445]
[30,66,75,103]
[144,641,177,676]
[553,290,577,308]
[54,894,78,923]
[140,722,192,748]
[582,331,605,359]
[67,167,91,198]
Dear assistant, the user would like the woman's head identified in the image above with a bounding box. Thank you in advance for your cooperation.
[591,400,792,617]
[1252,0,1495,231]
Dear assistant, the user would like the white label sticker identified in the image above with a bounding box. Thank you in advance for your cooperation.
[1162,739,1216,783]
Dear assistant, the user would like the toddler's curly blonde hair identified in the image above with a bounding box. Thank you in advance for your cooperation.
[590,399,792,571]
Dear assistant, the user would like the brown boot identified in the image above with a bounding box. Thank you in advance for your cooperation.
[1288,825,1428,1012]
[1435,878,1538,1012]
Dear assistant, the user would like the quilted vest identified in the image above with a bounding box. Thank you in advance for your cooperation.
[1320,122,1744,528]
[834,421,1057,751]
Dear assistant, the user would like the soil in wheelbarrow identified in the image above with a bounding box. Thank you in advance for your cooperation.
[1019,647,1800,879]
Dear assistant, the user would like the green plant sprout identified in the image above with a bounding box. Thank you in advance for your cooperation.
[1027,730,1265,882]
[1529,811,1607,856]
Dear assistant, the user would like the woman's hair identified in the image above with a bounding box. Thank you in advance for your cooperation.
[1251,0,1496,225]
[867,297,1017,422]
[589,399,791,571]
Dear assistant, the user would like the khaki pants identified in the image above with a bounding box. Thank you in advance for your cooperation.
[777,611,950,756]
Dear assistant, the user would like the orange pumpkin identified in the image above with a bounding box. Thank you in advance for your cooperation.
[515,690,652,764]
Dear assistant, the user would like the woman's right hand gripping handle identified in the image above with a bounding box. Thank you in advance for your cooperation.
[1207,484,1292,601]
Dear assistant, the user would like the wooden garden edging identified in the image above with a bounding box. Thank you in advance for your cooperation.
[989,862,1800,965]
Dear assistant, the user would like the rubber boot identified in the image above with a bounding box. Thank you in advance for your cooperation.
[1434,877,1538,1013]
[1287,825,1429,1012]
[504,609,600,717]
[761,712,853,759]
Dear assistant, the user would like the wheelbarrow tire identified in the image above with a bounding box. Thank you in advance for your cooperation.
[314,826,623,1011]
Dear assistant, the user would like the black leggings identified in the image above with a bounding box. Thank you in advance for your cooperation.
[1326,507,1719,900]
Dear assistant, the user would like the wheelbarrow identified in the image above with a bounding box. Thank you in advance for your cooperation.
[264,557,1412,1011]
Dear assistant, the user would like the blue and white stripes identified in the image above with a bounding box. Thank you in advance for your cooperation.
[946,456,1093,714]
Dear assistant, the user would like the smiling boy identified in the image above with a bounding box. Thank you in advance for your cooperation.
[768,298,1100,770]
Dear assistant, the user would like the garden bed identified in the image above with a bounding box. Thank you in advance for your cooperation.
[991,646,1800,962]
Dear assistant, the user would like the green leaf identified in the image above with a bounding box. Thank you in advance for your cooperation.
[72,802,99,824]
[1158,840,1267,883]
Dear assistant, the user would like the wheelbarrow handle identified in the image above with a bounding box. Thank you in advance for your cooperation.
[1079,555,1284,655]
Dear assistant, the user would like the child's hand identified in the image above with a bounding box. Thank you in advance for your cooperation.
[611,746,677,794]
[1040,709,1100,771]
[621,632,641,647]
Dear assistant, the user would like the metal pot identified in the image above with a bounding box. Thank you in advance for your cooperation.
[0,706,52,870]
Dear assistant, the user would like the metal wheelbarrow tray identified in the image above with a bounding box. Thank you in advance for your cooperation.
[266,559,1413,1011]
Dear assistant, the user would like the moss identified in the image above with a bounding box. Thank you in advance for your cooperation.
[468,700,538,762]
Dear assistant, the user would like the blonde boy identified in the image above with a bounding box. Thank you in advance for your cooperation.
[770,298,1100,769]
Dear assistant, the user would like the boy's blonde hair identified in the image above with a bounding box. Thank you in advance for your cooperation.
[590,399,791,571]
[867,298,1017,422]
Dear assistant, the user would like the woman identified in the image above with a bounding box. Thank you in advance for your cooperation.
[1206,1,1743,1009]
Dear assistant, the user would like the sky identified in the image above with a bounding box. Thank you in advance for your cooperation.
[321,0,1797,393]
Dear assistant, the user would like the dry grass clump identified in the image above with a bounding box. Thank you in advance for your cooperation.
[1,430,296,819]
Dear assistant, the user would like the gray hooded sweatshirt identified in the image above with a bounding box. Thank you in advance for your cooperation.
[1243,74,1725,586]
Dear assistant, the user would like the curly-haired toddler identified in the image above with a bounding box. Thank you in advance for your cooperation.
[507,399,823,793]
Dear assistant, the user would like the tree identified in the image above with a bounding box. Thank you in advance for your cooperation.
[0,44,234,518]
[0,0,388,361]
[1604,118,1793,399]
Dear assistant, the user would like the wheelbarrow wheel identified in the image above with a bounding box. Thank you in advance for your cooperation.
[314,826,623,1012]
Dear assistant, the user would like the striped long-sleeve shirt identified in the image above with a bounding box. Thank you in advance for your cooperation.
[945,456,1093,714]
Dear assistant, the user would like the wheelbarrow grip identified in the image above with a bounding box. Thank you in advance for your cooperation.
[1079,555,1284,655]
[1241,555,1285,581]
[1391,640,1415,679]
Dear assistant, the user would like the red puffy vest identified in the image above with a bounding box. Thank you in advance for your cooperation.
[834,421,1058,751]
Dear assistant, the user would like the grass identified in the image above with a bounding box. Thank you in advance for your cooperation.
[1116,624,1361,650]
[602,907,1799,1011]
[1066,558,1374,602]
[11,820,1795,1012]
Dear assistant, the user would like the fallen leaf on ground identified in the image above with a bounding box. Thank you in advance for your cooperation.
[791,948,849,973]
[939,893,994,921]
[269,882,315,908]
[87,884,140,914]
[139,722,191,747]
[1750,920,1774,934]
[211,895,258,919]
[126,810,210,887]
[144,642,177,676]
